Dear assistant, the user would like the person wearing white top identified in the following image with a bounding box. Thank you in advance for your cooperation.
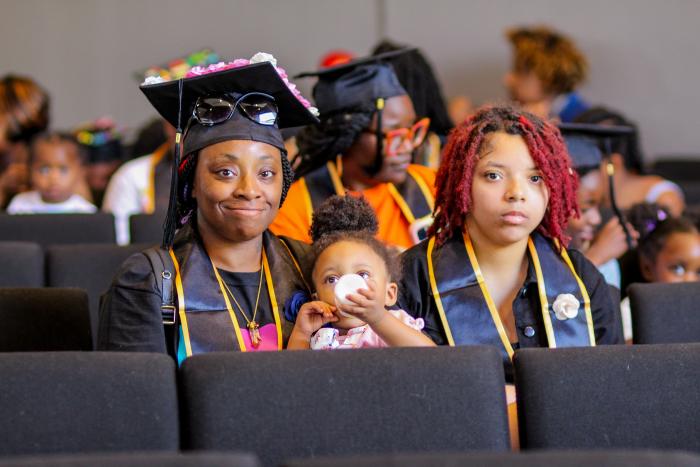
[7,133,97,215]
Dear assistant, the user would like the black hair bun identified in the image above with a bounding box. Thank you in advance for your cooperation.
[309,194,378,242]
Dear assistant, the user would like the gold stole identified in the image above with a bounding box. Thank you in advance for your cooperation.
[427,231,595,360]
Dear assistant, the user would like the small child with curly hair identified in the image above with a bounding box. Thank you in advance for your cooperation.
[620,202,700,341]
[286,195,435,349]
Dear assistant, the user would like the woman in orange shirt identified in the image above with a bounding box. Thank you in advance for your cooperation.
[270,51,436,250]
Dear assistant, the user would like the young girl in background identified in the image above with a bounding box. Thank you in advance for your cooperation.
[7,132,96,214]
[286,195,435,349]
[400,106,621,377]
[620,203,700,341]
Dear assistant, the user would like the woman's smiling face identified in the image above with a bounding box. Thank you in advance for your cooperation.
[193,139,283,243]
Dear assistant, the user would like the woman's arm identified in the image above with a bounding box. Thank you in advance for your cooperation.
[98,251,168,353]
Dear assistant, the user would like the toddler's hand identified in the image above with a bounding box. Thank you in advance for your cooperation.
[295,300,338,337]
[337,280,386,326]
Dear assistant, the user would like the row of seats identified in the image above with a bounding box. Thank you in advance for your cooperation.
[0,213,163,246]
[0,345,698,465]
[1,281,698,353]
[1,450,699,467]
[0,242,148,345]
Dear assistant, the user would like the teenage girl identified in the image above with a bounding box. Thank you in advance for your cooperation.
[399,105,622,377]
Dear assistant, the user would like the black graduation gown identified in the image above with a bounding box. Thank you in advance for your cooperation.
[398,233,623,379]
[98,226,312,357]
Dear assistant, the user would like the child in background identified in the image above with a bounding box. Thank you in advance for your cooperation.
[620,203,700,341]
[74,117,124,208]
[286,195,435,350]
[7,132,96,214]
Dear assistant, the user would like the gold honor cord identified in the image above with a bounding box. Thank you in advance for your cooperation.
[261,249,284,349]
[463,232,515,359]
[326,161,345,196]
[169,249,192,357]
[172,247,283,356]
[387,183,417,224]
[527,238,558,348]
[559,248,596,345]
[426,236,456,346]
[406,166,435,211]
[145,143,169,214]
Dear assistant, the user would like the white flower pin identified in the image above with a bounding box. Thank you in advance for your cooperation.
[553,293,580,320]
[250,52,277,67]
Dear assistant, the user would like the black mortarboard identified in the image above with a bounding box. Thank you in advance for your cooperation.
[296,49,412,175]
[558,122,637,248]
[296,48,411,114]
[139,58,319,248]
[140,62,318,154]
[557,122,635,158]
[559,123,603,173]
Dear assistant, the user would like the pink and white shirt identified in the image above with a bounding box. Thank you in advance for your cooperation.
[310,309,425,350]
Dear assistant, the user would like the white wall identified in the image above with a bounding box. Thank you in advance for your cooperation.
[2,0,698,162]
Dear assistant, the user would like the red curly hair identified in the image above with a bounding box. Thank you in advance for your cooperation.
[429,105,578,247]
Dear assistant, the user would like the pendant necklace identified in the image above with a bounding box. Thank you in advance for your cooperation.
[220,257,265,348]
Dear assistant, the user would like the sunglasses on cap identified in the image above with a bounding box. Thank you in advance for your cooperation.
[382,117,431,157]
[193,92,278,127]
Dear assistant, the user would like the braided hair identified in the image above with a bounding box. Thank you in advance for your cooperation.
[430,105,578,247]
[310,194,399,281]
[175,147,295,228]
[294,103,376,179]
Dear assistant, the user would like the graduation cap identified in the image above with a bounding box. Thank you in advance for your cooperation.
[559,123,603,174]
[296,48,412,175]
[558,122,636,248]
[139,55,319,248]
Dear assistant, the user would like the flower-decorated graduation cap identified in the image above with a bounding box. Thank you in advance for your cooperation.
[558,122,637,247]
[74,117,123,163]
[296,48,412,175]
[139,52,319,248]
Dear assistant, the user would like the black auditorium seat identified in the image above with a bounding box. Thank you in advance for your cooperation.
[514,344,700,452]
[0,352,179,456]
[0,287,92,351]
[180,346,510,467]
[130,213,166,246]
[0,241,44,287]
[46,242,148,346]
[628,282,700,344]
[282,450,700,467]
[0,213,116,245]
[0,452,259,467]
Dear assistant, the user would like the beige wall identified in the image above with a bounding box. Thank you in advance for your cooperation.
[2,0,698,162]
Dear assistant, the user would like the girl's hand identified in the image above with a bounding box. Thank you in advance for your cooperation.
[587,217,639,265]
[294,300,338,337]
[337,280,386,326]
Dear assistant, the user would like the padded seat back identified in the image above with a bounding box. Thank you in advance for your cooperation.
[514,344,700,451]
[0,287,91,351]
[0,352,179,456]
[180,347,509,467]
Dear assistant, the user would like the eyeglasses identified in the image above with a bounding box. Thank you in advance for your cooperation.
[193,92,278,127]
[382,117,431,157]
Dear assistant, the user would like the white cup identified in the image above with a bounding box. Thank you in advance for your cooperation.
[334,273,367,317]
